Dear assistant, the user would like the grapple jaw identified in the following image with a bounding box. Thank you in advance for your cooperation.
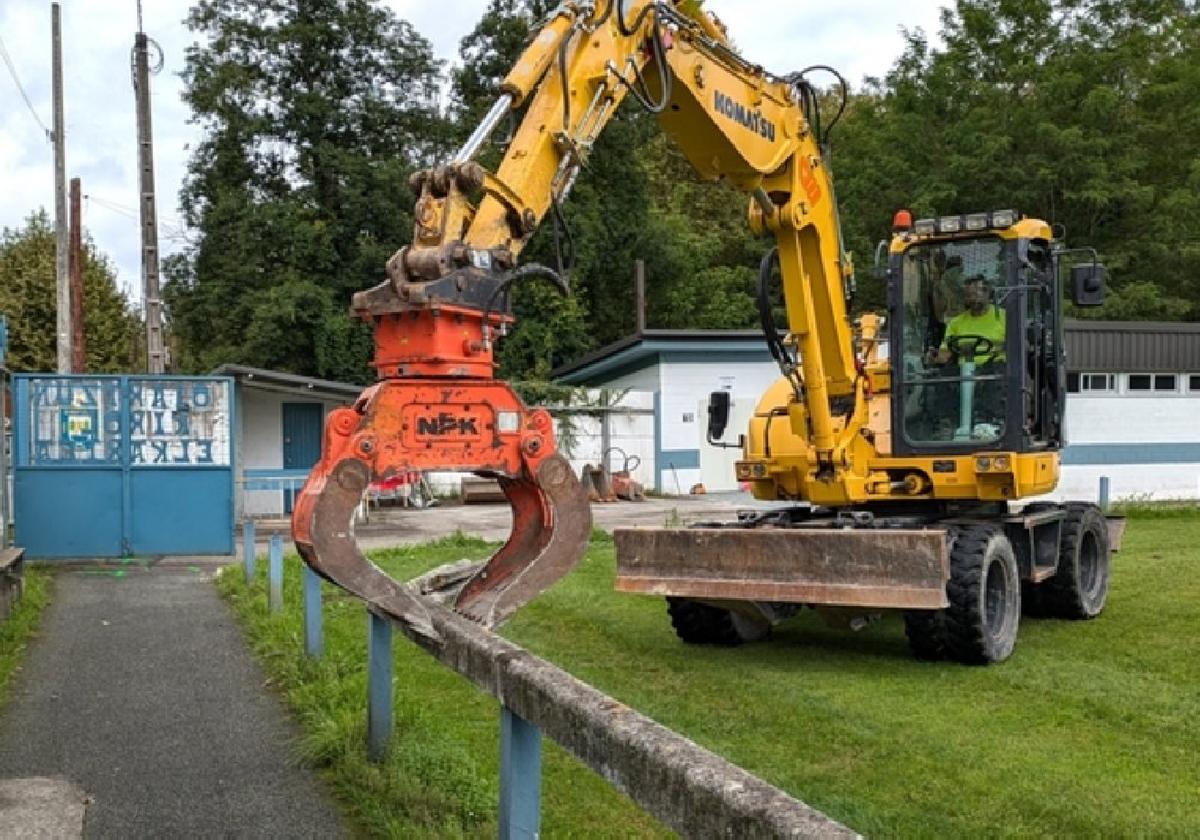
[291,379,592,641]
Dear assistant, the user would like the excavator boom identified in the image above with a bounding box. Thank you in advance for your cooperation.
[291,0,870,635]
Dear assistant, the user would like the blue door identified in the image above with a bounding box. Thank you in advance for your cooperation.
[12,375,235,559]
[282,403,323,514]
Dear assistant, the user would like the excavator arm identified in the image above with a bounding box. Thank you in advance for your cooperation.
[293,1,871,639]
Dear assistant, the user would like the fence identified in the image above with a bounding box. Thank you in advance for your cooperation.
[11,375,235,558]
[241,520,857,839]
[0,317,10,548]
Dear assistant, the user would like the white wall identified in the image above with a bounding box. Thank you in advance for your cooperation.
[238,387,348,517]
[595,367,662,392]
[1064,393,1198,444]
[657,360,781,493]
[1050,465,1200,504]
[698,394,757,492]
[657,360,779,453]
[1048,390,1200,501]
[554,390,656,490]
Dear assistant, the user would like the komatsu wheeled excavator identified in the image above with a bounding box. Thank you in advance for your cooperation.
[293,0,1119,663]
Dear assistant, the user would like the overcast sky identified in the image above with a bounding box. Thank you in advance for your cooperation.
[0,1,947,305]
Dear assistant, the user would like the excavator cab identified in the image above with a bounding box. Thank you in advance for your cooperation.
[887,211,1101,458]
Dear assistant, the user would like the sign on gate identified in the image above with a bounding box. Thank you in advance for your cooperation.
[13,376,235,559]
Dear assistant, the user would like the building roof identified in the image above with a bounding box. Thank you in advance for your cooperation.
[552,329,771,384]
[1064,319,1200,373]
[210,364,364,399]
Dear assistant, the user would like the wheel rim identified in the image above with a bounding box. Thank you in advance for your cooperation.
[984,558,1011,638]
[1079,528,1103,599]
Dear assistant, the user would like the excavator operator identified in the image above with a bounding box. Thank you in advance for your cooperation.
[924,275,1007,436]
[933,276,1006,366]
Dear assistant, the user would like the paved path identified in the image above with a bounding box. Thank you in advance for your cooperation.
[0,566,345,839]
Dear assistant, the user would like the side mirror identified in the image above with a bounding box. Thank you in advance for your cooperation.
[1071,263,1106,307]
[707,391,731,443]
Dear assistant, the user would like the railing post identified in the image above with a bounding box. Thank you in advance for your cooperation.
[242,519,256,584]
[499,706,542,840]
[303,564,323,658]
[1099,475,1111,512]
[367,610,393,762]
[268,534,283,613]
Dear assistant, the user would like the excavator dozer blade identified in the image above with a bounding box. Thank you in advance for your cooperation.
[614,527,950,610]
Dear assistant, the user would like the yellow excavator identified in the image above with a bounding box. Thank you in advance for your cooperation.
[293,0,1118,664]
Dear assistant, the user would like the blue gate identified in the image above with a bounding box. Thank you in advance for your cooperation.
[12,375,235,559]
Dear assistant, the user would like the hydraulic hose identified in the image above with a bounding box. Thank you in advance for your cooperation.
[480,264,572,347]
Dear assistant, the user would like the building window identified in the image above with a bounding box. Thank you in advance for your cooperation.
[1190,374,1200,392]
[1127,374,1178,393]
[1068,372,1116,394]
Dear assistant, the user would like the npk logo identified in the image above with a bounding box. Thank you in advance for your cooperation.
[417,413,479,437]
[409,406,488,444]
[713,90,777,142]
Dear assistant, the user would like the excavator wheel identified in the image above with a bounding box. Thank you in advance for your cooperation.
[943,525,1021,665]
[903,610,947,661]
[1041,503,1111,619]
[666,598,746,646]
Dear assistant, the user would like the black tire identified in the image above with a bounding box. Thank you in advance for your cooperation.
[944,525,1021,664]
[666,598,743,646]
[1041,503,1110,619]
[1021,581,1050,617]
[904,610,947,661]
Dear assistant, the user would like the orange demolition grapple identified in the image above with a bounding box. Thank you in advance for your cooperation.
[291,193,592,640]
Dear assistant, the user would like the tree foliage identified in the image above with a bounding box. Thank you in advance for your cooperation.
[834,0,1200,318]
[0,211,141,373]
[167,0,1200,384]
[165,0,448,382]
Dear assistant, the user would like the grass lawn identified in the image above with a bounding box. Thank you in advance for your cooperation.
[0,567,53,710]
[219,512,1199,838]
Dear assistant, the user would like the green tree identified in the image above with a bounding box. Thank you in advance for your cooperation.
[166,0,448,381]
[0,210,141,373]
[835,0,1200,320]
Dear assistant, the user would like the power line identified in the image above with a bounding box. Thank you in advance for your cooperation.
[85,194,196,246]
[0,31,51,140]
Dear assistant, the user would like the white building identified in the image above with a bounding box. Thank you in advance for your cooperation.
[554,321,1200,501]
[554,330,778,493]
[1055,320,1200,500]
[213,365,362,518]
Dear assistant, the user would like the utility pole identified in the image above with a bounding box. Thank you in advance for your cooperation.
[69,178,87,372]
[133,2,166,374]
[52,2,71,373]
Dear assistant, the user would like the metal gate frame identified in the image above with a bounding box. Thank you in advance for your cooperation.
[12,374,236,559]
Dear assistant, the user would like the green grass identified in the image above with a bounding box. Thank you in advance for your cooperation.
[0,567,53,710]
[220,518,1200,838]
